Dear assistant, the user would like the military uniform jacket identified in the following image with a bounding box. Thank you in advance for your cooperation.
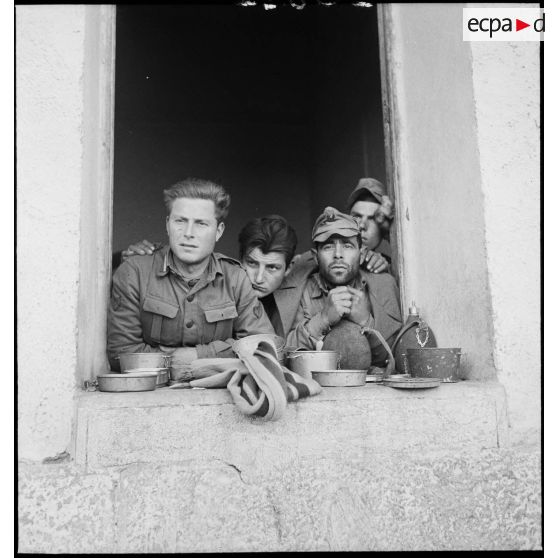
[286,270,402,350]
[107,246,274,369]
[271,251,317,338]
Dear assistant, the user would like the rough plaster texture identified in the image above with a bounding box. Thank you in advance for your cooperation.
[17,6,115,460]
[17,3,541,553]
[74,383,508,470]
[387,4,497,382]
[19,447,541,552]
[17,6,87,460]
[469,7,540,444]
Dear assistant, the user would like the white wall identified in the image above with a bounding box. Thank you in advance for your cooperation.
[470,28,540,444]
[387,4,496,380]
[17,5,115,460]
[387,3,540,442]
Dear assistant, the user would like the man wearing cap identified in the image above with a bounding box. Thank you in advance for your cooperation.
[116,177,397,339]
[107,178,275,372]
[347,177,395,267]
[286,207,402,368]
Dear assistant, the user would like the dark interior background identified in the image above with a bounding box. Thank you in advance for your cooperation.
[113,4,385,258]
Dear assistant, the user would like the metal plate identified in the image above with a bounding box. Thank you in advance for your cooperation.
[311,369,367,387]
[383,377,441,389]
[366,373,410,383]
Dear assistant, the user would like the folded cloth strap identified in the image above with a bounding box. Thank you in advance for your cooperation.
[188,338,322,421]
[361,327,396,378]
[188,358,243,388]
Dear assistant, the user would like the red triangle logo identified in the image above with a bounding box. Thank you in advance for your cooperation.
[516,19,530,31]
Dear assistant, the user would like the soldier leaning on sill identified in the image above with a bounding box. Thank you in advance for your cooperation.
[115,177,396,338]
[106,178,274,373]
[286,206,402,370]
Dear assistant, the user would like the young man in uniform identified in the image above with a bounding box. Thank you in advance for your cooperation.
[117,177,396,337]
[107,178,274,371]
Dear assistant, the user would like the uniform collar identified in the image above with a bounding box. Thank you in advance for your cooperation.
[310,271,367,298]
[157,245,222,281]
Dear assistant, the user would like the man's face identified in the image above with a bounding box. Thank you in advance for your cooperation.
[315,235,360,286]
[242,248,288,299]
[350,200,382,250]
[166,198,224,265]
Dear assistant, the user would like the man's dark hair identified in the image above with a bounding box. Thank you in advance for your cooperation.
[238,215,298,266]
[163,178,231,223]
[314,233,362,251]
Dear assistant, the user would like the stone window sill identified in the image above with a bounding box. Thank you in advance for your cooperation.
[73,381,508,471]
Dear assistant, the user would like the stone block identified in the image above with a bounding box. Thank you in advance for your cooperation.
[18,462,117,553]
[18,446,541,552]
[114,461,280,553]
[75,382,507,470]
[261,448,541,551]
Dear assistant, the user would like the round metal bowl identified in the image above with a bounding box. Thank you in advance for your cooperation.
[311,369,367,387]
[287,351,339,380]
[97,372,158,392]
[119,352,171,372]
[122,367,169,388]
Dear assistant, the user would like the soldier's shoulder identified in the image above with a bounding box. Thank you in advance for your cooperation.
[214,252,245,273]
[113,251,160,279]
[361,269,398,289]
[289,250,317,278]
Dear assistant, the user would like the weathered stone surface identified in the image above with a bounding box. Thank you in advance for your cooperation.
[18,463,117,553]
[114,462,280,553]
[18,446,541,553]
[20,383,539,552]
[75,382,507,470]
[262,449,541,551]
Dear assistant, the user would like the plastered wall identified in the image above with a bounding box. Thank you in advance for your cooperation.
[387,4,497,380]
[17,6,86,460]
[469,15,540,443]
[17,6,115,460]
[388,4,540,441]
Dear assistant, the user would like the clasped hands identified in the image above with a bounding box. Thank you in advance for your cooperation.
[321,286,372,329]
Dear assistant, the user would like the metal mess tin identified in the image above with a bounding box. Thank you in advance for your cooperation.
[383,376,441,389]
[118,352,171,372]
[97,372,158,392]
[287,350,339,380]
[311,369,367,387]
[122,367,169,388]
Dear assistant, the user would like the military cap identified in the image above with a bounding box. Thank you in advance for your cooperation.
[346,177,387,210]
[312,207,360,243]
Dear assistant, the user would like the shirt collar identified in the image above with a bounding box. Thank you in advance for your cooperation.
[311,271,367,298]
[157,245,222,281]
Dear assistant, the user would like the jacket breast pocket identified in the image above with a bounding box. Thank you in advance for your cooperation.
[142,296,180,345]
[202,302,238,342]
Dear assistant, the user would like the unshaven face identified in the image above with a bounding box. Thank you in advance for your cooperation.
[315,235,360,286]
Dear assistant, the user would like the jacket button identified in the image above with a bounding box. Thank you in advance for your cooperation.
[186,320,194,328]
[187,294,194,302]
